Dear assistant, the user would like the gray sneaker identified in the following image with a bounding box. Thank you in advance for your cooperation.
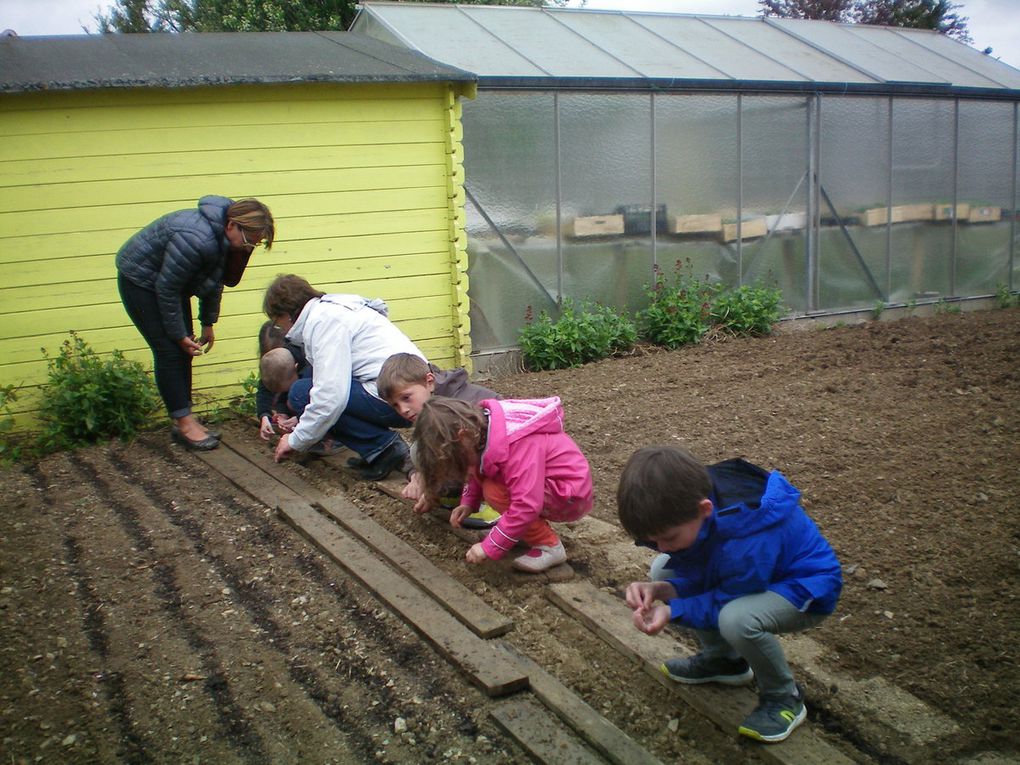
[738,686,807,743]
[660,654,754,686]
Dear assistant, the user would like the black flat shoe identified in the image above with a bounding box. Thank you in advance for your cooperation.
[355,440,409,481]
[171,427,220,452]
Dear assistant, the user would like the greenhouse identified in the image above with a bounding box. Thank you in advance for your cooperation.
[353,3,1020,358]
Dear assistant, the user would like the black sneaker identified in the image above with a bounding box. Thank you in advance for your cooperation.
[355,439,410,481]
[738,685,806,743]
[660,654,754,686]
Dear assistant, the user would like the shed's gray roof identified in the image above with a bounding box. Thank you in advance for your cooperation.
[352,2,1020,98]
[0,30,475,94]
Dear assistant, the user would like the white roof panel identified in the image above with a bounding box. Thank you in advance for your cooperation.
[353,3,1020,95]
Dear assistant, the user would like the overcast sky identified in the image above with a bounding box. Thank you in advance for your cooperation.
[2,0,1018,69]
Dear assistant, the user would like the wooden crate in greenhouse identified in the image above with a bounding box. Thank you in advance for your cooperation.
[967,206,1002,223]
[862,204,934,226]
[571,214,624,238]
[722,217,767,241]
[933,203,970,221]
[668,213,722,235]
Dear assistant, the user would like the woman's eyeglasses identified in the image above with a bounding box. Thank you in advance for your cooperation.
[240,229,262,251]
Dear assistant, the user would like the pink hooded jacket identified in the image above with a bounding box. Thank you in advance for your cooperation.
[461,397,594,560]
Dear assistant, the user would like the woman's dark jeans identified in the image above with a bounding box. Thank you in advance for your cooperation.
[118,272,193,419]
[287,376,409,461]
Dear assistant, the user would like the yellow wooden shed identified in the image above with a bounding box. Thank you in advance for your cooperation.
[0,31,476,428]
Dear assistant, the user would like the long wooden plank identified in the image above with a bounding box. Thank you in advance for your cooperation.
[490,698,602,765]
[221,437,512,639]
[495,643,664,765]
[547,581,856,765]
[278,498,527,698]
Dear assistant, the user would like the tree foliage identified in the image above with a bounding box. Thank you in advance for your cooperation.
[759,0,971,42]
[95,0,569,33]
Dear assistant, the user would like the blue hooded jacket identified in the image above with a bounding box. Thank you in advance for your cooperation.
[653,459,842,631]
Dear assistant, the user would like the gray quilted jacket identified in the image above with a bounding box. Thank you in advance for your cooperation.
[116,195,233,340]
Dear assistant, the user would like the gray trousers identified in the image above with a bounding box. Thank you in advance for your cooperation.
[650,553,828,699]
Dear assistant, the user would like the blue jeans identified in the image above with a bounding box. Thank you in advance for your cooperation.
[288,377,410,461]
[118,273,193,419]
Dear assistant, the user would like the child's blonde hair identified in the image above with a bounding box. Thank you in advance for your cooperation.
[377,353,430,402]
[412,398,487,501]
[260,347,297,393]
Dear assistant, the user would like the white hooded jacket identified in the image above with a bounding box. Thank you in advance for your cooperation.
[285,294,425,451]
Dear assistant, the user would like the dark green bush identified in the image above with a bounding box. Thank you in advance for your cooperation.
[519,299,636,371]
[639,261,784,349]
[39,332,161,448]
[710,283,784,336]
[0,384,19,464]
[638,262,718,349]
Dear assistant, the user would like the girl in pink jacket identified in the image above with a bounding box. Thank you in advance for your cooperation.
[413,396,594,572]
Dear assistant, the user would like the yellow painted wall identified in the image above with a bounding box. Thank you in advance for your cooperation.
[0,81,472,429]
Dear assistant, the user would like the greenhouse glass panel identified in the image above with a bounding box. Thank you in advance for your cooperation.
[956,100,1014,296]
[890,99,955,300]
[463,93,559,351]
[654,95,739,289]
[818,96,890,310]
[559,93,653,313]
[740,96,810,312]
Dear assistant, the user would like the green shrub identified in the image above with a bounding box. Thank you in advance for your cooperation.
[638,262,717,349]
[710,283,784,336]
[0,384,20,464]
[226,370,261,418]
[995,282,1018,309]
[39,332,161,448]
[518,299,636,371]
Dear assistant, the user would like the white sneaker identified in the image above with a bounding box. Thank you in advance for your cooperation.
[512,541,567,573]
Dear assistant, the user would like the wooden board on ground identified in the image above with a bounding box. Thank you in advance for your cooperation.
[546,581,856,765]
[220,438,513,639]
[278,498,528,697]
[490,697,604,765]
[496,642,664,765]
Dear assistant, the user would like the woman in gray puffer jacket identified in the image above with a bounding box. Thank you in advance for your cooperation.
[117,195,274,450]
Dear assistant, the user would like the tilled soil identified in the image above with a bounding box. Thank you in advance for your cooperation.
[2,308,1018,765]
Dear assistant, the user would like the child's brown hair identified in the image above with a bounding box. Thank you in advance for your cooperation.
[617,446,712,540]
[412,398,488,502]
[377,352,430,402]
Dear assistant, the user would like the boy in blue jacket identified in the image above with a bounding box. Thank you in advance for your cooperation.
[617,446,841,744]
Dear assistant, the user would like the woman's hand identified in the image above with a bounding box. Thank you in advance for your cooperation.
[465,543,487,564]
[178,336,204,357]
[199,325,215,353]
[274,433,294,463]
[259,416,275,441]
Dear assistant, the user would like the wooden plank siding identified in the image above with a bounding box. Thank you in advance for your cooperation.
[0,81,472,428]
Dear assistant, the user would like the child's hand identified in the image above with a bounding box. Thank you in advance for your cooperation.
[449,504,473,528]
[272,414,297,433]
[259,415,275,441]
[465,543,487,564]
[632,604,671,635]
[625,581,658,612]
[402,472,424,501]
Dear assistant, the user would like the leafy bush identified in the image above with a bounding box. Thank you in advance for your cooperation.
[39,332,161,448]
[519,299,636,371]
[710,283,785,336]
[227,370,261,418]
[637,263,717,349]
[995,282,1018,309]
[0,384,20,464]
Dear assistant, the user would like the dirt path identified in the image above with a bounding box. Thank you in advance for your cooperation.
[2,309,1018,764]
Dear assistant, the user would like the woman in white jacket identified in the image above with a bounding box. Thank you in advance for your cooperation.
[262,274,423,480]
